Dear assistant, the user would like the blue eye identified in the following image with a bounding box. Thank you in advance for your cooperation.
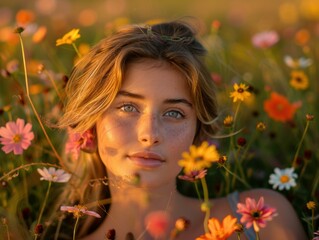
[120,104,138,112]
[164,110,184,119]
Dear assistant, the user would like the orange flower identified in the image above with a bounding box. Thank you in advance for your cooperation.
[264,92,301,122]
[196,215,238,240]
[16,10,35,26]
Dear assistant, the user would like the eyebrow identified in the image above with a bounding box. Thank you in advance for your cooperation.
[117,90,193,108]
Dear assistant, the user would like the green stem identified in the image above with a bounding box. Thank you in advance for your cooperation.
[17,33,67,171]
[256,231,260,240]
[72,43,82,58]
[237,233,241,240]
[222,165,251,189]
[73,217,80,240]
[200,177,210,234]
[36,181,52,226]
[194,181,202,201]
[292,121,310,168]
[311,169,319,197]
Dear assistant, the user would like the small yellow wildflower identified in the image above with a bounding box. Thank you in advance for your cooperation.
[306,201,316,210]
[229,83,251,102]
[56,28,81,46]
[178,141,220,174]
[289,70,309,90]
[223,115,233,127]
[256,122,266,131]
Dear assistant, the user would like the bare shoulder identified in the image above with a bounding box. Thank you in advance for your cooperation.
[239,188,307,240]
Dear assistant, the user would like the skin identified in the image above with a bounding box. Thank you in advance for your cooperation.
[82,59,307,240]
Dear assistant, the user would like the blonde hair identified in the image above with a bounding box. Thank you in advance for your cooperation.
[58,20,218,140]
[57,20,218,236]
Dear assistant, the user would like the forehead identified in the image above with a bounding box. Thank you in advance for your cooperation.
[120,59,192,99]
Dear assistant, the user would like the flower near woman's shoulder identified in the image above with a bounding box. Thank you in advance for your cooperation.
[65,128,95,160]
[56,28,80,46]
[178,141,220,174]
[0,118,34,155]
[268,167,298,190]
[60,205,101,218]
[196,215,238,240]
[264,92,301,122]
[229,83,251,102]
[37,167,71,182]
[236,197,277,233]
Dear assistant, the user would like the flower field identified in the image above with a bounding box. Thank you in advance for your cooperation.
[0,1,318,239]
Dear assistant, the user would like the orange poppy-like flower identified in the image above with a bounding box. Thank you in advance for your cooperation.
[264,92,301,122]
[16,9,35,26]
[196,215,238,240]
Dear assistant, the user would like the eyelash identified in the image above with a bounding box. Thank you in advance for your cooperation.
[117,102,185,119]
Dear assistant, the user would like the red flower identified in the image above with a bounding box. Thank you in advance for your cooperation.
[237,197,277,232]
[144,211,170,238]
[264,92,301,122]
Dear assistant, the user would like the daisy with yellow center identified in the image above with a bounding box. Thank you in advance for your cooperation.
[230,83,251,102]
[268,167,298,190]
[178,141,220,174]
[56,28,81,46]
[289,70,309,90]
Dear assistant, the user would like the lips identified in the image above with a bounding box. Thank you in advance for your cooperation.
[128,151,165,169]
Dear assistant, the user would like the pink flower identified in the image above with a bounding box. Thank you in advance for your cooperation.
[144,210,170,238]
[252,31,279,48]
[178,169,207,182]
[65,128,95,160]
[0,118,34,155]
[60,205,101,218]
[37,167,71,182]
[237,197,277,232]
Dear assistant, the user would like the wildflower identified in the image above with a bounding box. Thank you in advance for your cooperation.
[264,92,301,122]
[306,114,314,121]
[37,167,71,183]
[237,197,277,232]
[251,30,279,48]
[268,167,298,190]
[56,28,80,46]
[223,115,233,127]
[294,29,310,45]
[307,201,316,210]
[170,217,190,239]
[284,56,312,69]
[237,137,247,147]
[65,128,95,160]
[16,9,35,26]
[32,26,47,43]
[60,205,101,218]
[229,83,251,102]
[178,169,207,182]
[178,141,220,174]
[289,70,309,90]
[34,224,43,235]
[144,210,170,238]
[196,215,238,240]
[256,122,266,131]
[0,118,34,155]
[314,230,319,240]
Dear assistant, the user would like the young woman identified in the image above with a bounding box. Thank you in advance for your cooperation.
[58,20,306,239]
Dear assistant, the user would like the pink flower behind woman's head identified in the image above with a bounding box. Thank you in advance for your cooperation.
[65,128,95,160]
[237,196,277,232]
[252,31,279,48]
[0,118,34,155]
[144,210,170,238]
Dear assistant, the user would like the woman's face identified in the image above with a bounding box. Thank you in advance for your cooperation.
[96,59,197,188]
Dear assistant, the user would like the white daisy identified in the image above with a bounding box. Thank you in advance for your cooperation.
[37,167,71,183]
[269,167,298,190]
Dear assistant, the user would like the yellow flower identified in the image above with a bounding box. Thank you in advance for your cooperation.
[256,122,266,131]
[178,141,220,174]
[289,70,309,90]
[306,201,316,210]
[230,83,251,102]
[56,29,80,46]
[223,115,233,127]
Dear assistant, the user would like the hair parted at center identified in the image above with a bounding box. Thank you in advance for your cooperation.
[58,20,218,142]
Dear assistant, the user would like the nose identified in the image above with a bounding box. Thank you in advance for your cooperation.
[137,113,162,145]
